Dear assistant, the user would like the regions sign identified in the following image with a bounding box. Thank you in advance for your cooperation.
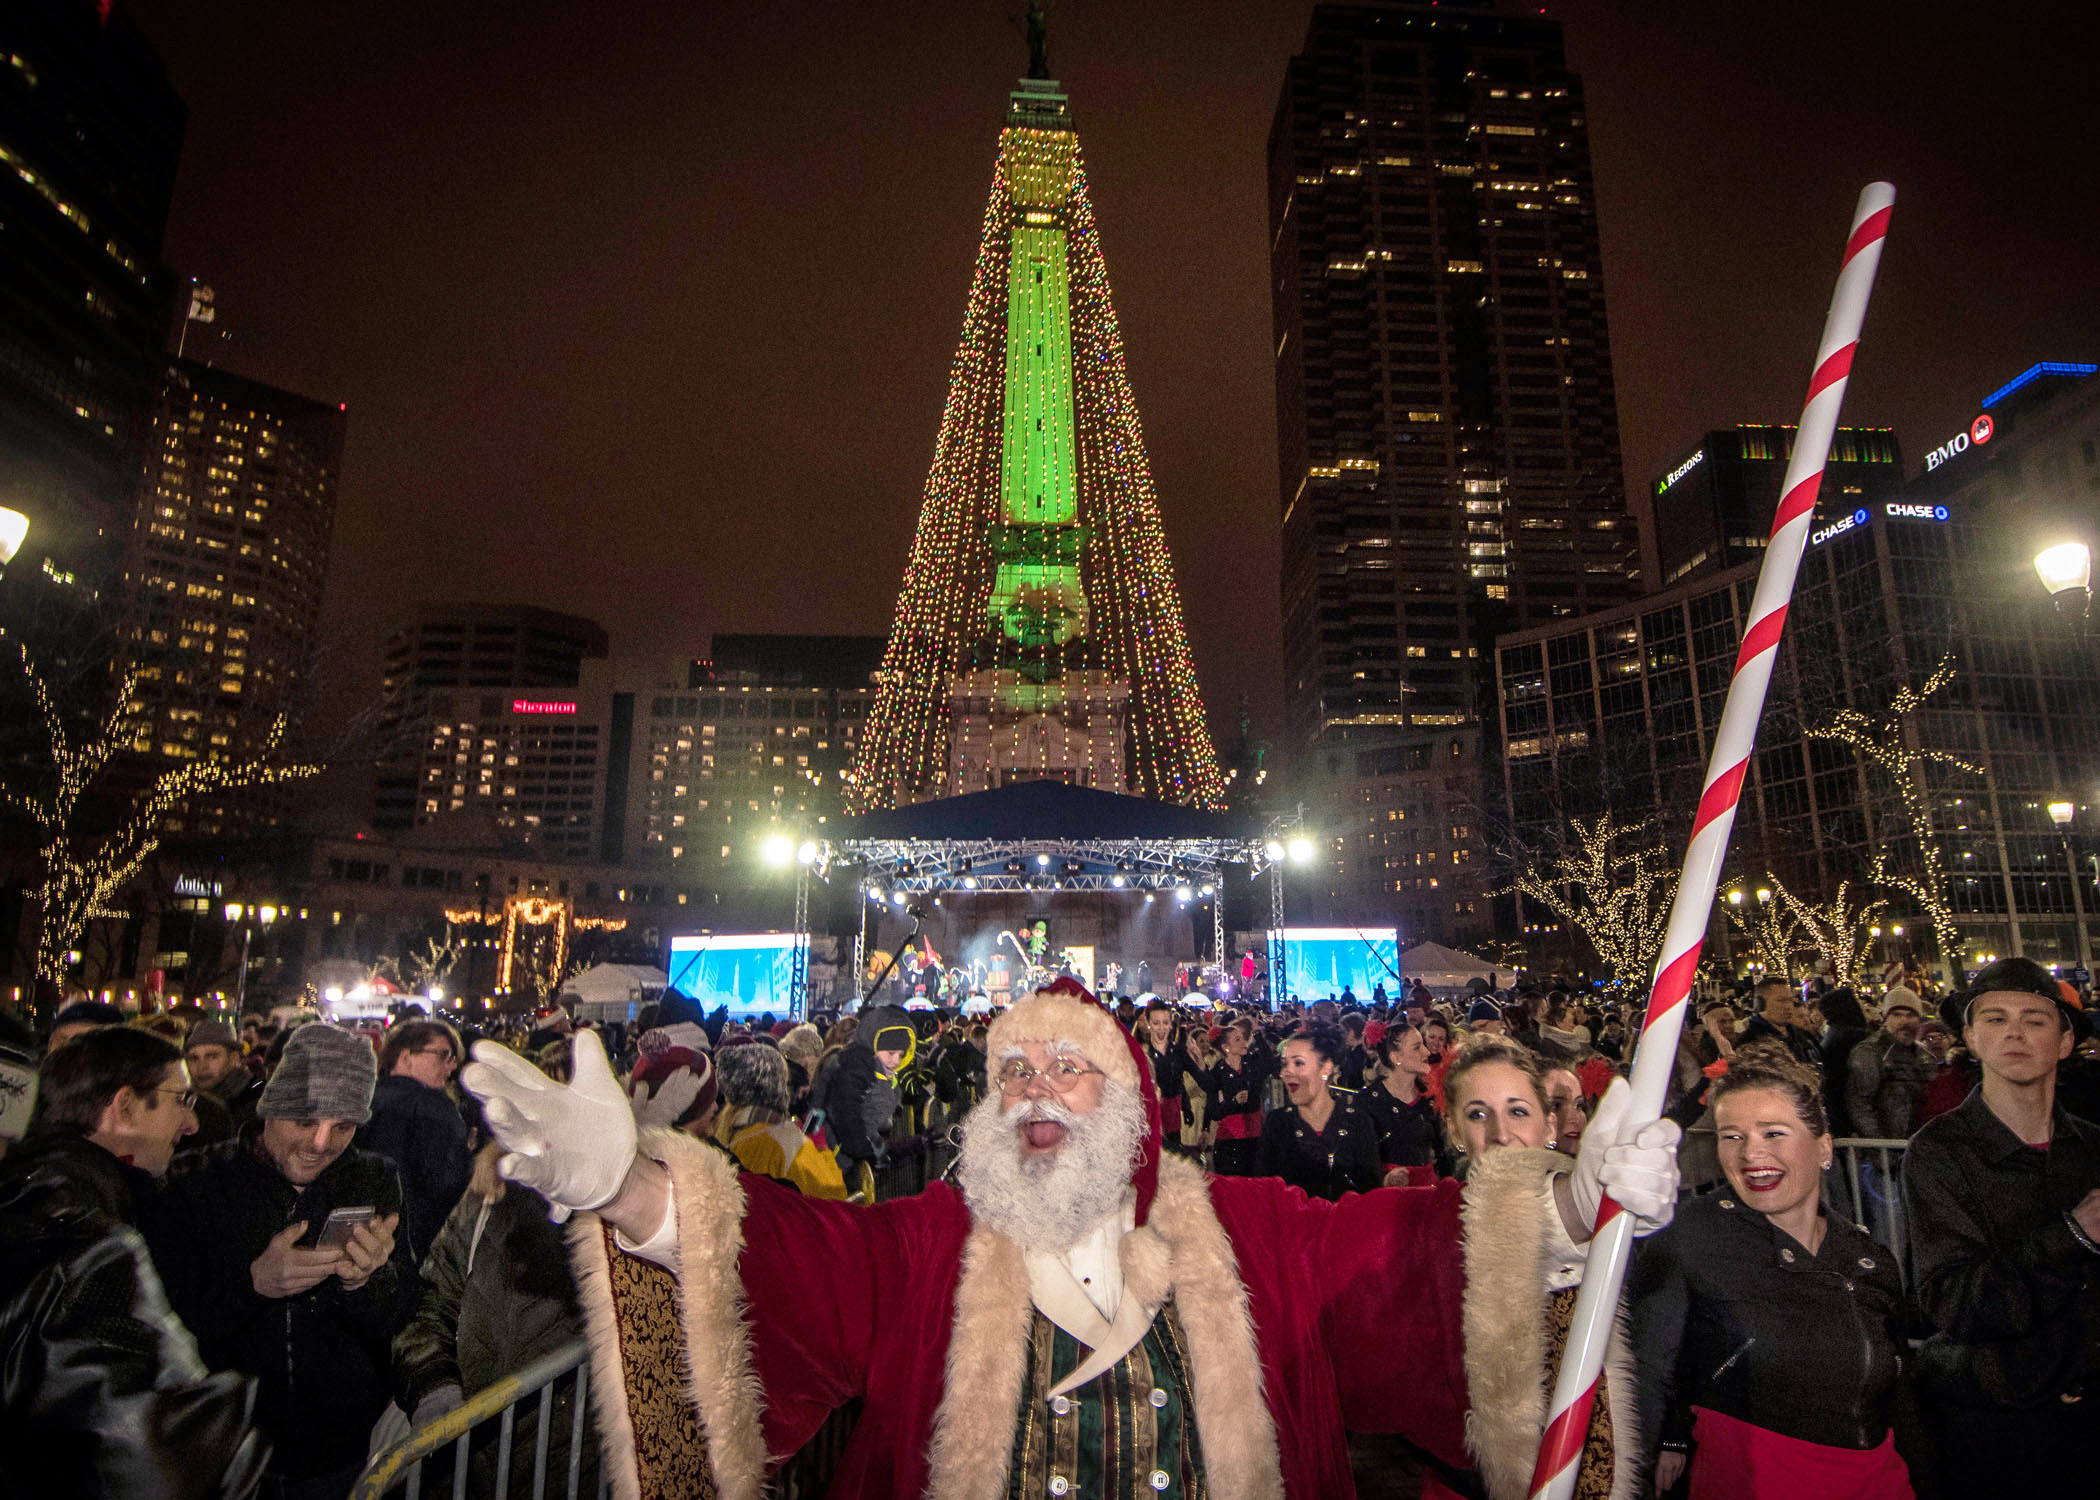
[1655,448,1706,495]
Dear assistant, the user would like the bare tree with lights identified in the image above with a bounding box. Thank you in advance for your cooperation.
[0,636,319,992]
[1720,884,1808,980]
[1498,811,1674,995]
[1802,656,1976,964]
[1771,877,1890,990]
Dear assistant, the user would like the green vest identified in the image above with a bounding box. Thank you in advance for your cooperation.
[1005,1302,1207,1499]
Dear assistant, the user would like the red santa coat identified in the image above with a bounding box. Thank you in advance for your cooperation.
[569,1127,1573,1500]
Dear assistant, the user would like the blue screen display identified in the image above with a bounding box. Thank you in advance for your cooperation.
[1269,927,1400,1003]
[665,934,803,1018]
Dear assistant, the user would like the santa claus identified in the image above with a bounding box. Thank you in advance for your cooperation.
[462,980,1677,1499]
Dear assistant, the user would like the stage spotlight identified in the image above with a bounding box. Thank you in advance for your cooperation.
[1200,883,1214,896]
[796,840,819,866]
[962,875,979,890]
[891,890,908,906]
[1035,853,1051,867]
[1144,893,1156,903]
[1286,836,1315,865]
[1111,874,1126,888]
[1263,839,1286,863]
[1175,886,1193,903]
[1006,859,1024,874]
[760,833,794,867]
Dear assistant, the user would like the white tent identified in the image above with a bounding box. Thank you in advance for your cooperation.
[561,963,669,1021]
[1400,941,1515,992]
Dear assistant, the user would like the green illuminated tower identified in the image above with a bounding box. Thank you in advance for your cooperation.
[846,53,1226,813]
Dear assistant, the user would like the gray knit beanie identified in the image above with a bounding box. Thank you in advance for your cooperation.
[186,1018,239,1052]
[257,1023,377,1124]
[715,1037,791,1114]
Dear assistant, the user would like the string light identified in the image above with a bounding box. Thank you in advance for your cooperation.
[1803,655,1975,963]
[1498,812,1672,995]
[1769,877,1887,989]
[847,81,1226,813]
[1,636,318,985]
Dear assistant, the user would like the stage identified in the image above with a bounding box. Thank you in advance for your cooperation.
[836,781,1266,1002]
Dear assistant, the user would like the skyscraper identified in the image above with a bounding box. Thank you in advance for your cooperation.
[1650,424,1902,586]
[122,358,344,834]
[0,1,185,617]
[1269,0,1635,748]
[847,43,1225,814]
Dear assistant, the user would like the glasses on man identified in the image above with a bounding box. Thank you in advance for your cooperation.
[157,1087,199,1110]
[415,1046,458,1068]
[995,1056,1102,1095]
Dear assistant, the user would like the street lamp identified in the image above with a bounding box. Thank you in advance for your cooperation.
[2047,801,2092,972]
[0,506,26,566]
[2034,541,2092,618]
[222,903,276,1013]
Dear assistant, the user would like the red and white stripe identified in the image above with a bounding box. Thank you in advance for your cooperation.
[1527,183,1895,1500]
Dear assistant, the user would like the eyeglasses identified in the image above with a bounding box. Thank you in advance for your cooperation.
[156,1087,199,1110]
[415,1046,458,1066]
[995,1056,1103,1095]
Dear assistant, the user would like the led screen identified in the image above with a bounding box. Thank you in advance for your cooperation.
[1268,926,1400,1004]
[665,933,805,1019]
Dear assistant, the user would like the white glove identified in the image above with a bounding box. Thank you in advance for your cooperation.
[630,1069,702,1129]
[461,1030,637,1224]
[1570,1078,1681,1236]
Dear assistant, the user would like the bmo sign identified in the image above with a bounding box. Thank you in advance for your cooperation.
[1923,413,1994,473]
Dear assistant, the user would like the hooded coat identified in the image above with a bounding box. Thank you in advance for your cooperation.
[563,984,1631,1500]
[809,1005,911,1168]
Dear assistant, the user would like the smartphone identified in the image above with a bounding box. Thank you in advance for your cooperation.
[314,1206,375,1251]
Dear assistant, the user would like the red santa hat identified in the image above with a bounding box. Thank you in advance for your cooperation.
[985,976,1162,1226]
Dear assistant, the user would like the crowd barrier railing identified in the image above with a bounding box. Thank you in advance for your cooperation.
[1829,1137,1911,1283]
[352,1338,601,1500]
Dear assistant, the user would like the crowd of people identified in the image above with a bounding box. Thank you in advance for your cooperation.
[0,953,2093,1499]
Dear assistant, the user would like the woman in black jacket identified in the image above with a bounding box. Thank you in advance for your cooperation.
[1199,1019,1270,1175]
[1355,1020,1446,1183]
[1628,1055,1914,1499]
[1254,1022,1381,1199]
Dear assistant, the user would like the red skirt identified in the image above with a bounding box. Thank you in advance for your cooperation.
[1689,1407,1911,1500]
[1213,1110,1261,1142]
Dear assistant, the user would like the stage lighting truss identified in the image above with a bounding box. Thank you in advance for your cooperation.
[840,836,1262,894]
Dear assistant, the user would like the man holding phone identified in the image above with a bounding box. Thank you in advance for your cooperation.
[149,1024,407,1500]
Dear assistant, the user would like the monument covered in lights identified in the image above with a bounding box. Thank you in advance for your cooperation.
[846,19,1226,814]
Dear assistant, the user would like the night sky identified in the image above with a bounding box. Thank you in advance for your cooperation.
[124,0,2100,753]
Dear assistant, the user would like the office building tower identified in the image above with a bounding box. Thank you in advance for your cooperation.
[1497,361,2100,974]
[635,635,882,870]
[1270,0,1636,747]
[373,605,611,831]
[121,358,344,833]
[1651,424,1901,586]
[0,1,184,614]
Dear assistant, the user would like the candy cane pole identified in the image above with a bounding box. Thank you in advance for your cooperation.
[1527,182,1895,1500]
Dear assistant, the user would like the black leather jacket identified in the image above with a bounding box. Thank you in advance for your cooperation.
[1902,1088,2100,1408]
[1628,1191,1908,1456]
[0,1131,267,1499]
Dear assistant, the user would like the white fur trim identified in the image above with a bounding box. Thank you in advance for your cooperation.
[926,1153,1282,1500]
[567,1130,768,1500]
[1459,1148,1638,1500]
[987,989,1140,1090]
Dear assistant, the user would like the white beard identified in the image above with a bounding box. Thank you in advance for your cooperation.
[956,1079,1146,1254]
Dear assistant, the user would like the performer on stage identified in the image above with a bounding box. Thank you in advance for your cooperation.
[461,979,1678,1500]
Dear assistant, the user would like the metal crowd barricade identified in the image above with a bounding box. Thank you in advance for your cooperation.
[1830,1137,1912,1285]
[352,1339,603,1500]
